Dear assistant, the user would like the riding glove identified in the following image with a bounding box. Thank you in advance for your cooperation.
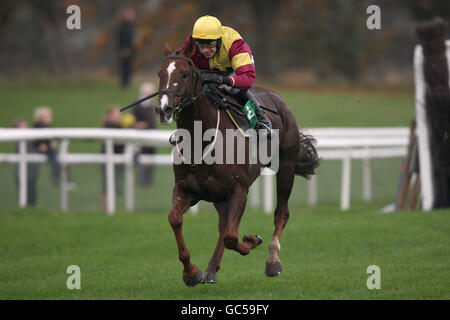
[200,73,231,86]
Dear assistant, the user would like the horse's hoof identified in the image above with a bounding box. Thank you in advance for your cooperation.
[201,271,217,284]
[243,234,263,248]
[183,268,203,287]
[265,262,283,277]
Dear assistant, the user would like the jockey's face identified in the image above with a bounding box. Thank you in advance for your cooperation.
[197,41,217,59]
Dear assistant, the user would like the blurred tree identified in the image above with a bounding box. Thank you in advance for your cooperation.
[0,0,448,83]
[408,0,450,21]
[248,0,285,78]
[31,0,71,74]
[0,0,19,33]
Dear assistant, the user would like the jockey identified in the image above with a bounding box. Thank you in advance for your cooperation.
[182,15,272,135]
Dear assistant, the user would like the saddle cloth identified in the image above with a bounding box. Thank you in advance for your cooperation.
[205,84,276,138]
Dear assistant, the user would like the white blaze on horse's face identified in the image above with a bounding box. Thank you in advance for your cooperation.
[166,61,176,87]
[158,61,177,124]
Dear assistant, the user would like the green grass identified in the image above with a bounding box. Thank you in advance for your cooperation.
[280,89,414,128]
[0,205,448,299]
[0,79,414,152]
[0,158,404,213]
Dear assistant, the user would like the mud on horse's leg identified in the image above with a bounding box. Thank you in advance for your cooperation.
[168,186,202,287]
[222,188,263,256]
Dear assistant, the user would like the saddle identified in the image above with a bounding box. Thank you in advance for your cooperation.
[204,83,276,137]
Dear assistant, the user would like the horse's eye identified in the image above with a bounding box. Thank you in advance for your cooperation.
[182,72,189,79]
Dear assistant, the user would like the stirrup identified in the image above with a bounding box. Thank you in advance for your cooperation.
[257,122,272,138]
[169,132,177,146]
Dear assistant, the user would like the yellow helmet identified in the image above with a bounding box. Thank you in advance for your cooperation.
[192,16,224,40]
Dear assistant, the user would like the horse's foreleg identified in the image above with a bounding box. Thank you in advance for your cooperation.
[202,202,228,284]
[168,186,202,287]
[266,160,295,277]
[223,188,263,255]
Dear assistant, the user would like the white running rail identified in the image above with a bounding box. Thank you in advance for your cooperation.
[0,127,409,213]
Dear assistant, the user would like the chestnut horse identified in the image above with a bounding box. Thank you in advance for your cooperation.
[155,40,319,286]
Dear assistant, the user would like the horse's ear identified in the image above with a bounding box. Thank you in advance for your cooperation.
[183,37,195,58]
[164,42,172,57]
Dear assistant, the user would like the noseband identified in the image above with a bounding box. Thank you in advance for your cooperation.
[160,55,206,114]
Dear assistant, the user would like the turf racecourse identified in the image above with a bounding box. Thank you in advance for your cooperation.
[0,79,447,300]
[0,205,448,300]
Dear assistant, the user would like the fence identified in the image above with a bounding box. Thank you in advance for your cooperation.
[0,127,409,214]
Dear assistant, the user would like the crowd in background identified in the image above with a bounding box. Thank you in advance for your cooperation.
[12,82,157,210]
[10,7,157,210]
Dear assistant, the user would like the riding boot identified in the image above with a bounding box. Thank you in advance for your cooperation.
[246,90,272,137]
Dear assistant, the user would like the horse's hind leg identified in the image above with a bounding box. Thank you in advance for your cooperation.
[266,160,295,277]
[168,185,202,287]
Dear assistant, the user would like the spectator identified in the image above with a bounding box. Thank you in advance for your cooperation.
[13,119,39,207]
[32,106,60,185]
[14,119,28,128]
[117,8,136,88]
[133,82,157,187]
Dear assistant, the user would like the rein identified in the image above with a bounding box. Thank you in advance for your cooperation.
[120,91,160,112]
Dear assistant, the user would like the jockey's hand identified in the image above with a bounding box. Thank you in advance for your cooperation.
[200,73,231,86]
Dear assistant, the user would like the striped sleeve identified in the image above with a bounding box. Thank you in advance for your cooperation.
[228,39,256,90]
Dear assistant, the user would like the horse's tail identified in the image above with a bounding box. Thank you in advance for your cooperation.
[295,130,320,179]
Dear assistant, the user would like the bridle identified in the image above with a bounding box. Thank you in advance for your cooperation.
[160,55,207,115]
[120,55,206,114]
[121,55,207,114]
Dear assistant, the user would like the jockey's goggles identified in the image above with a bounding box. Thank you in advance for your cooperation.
[195,40,218,50]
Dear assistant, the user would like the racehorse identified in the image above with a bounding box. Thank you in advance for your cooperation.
[155,38,319,286]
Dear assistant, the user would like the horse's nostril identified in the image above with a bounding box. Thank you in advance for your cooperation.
[156,107,166,119]
[165,107,173,118]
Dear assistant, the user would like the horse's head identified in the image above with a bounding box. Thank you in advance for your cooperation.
[156,40,199,124]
